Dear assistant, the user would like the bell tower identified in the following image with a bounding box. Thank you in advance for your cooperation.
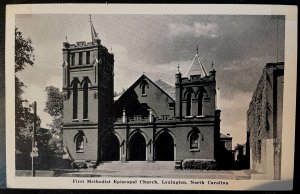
[62,15,114,165]
[175,46,220,161]
[175,46,216,119]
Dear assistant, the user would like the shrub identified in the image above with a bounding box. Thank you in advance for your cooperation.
[182,159,217,170]
[71,162,87,169]
[87,162,97,169]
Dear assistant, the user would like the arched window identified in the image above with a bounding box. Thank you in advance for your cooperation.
[186,92,192,116]
[198,92,203,115]
[83,81,89,119]
[76,134,84,152]
[190,132,199,150]
[140,80,149,96]
[142,84,146,95]
[72,82,78,119]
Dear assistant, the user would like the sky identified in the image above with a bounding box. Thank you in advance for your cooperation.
[16,14,285,147]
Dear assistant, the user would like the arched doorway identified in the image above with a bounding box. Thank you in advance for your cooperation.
[155,131,174,161]
[127,132,146,161]
[102,134,120,161]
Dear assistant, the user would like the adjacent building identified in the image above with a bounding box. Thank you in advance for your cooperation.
[220,133,232,151]
[247,62,284,179]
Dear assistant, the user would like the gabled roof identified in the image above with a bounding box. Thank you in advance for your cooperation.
[154,79,176,100]
[114,74,175,104]
[114,94,122,101]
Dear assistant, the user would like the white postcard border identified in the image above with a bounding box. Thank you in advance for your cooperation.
[5,4,298,190]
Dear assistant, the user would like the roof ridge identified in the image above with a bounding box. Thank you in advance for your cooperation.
[114,74,175,103]
[155,79,175,87]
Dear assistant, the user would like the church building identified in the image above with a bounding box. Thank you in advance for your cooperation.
[62,17,222,167]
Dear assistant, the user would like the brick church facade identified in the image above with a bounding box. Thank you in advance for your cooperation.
[62,18,223,166]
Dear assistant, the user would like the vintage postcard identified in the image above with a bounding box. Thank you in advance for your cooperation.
[5,4,297,190]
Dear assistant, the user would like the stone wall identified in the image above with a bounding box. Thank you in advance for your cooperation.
[247,62,284,178]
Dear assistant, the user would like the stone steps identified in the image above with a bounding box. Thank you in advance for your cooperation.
[97,161,177,170]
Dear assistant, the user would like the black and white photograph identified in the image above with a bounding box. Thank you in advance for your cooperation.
[5,4,297,190]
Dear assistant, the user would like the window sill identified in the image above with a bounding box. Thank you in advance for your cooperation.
[83,118,89,122]
[76,150,84,153]
[72,119,79,122]
[185,116,194,119]
[196,115,205,118]
[190,149,200,152]
[142,94,147,97]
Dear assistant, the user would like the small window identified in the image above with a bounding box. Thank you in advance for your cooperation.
[190,132,199,150]
[140,80,149,96]
[142,84,146,95]
[79,52,83,65]
[76,135,84,153]
[198,93,203,115]
[86,51,90,64]
[169,103,175,109]
[186,92,192,116]
[71,53,75,66]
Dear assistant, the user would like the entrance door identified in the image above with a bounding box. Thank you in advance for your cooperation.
[155,131,174,161]
[128,132,146,161]
[102,134,120,161]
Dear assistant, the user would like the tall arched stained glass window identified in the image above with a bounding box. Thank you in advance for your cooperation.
[73,82,78,119]
[83,81,89,119]
[198,92,203,116]
[186,92,192,116]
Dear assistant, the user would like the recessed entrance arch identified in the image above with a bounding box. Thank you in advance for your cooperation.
[127,131,146,161]
[102,134,120,161]
[155,131,174,161]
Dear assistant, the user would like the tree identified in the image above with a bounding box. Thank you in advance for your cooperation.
[44,86,63,117]
[114,88,126,97]
[44,86,64,154]
[15,27,35,136]
[15,27,34,73]
[15,27,38,169]
[234,144,244,161]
